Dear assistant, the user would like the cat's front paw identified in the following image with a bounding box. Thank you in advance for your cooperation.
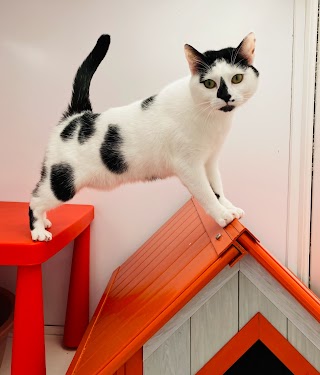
[214,208,235,228]
[228,206,245,220]
[219,197,244,220]
[31,228,52,242]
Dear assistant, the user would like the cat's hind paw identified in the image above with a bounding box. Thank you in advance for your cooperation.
[31,228,52,242]
[44,218,52,229]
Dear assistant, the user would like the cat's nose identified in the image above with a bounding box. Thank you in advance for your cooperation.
[218,92,231,103]
[217,78,231,103]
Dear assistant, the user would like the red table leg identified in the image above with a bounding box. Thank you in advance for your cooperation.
[63,225,90,348]
[12,265,45,375]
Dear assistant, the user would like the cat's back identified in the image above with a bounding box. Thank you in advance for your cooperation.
[46,76,192,167]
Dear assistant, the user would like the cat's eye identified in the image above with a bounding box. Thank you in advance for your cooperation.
[203,79,216,89]
[231,74,244,84]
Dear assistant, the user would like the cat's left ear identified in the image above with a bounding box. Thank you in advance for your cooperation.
[238,32,256,65]
[184,44,206,75]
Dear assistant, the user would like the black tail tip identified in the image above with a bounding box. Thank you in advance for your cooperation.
[97,34,111,47]
[92,34,111,60]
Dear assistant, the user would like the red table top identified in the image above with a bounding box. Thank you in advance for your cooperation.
[0,202,94,265]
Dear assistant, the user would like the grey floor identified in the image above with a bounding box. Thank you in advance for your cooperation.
[1,333,75,375]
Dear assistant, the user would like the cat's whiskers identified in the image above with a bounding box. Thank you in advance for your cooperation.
[196,105,214,122]
[194,100,216,116]
[235,95,252,106]
[178,101,214,125]
[169,100,212,119]
[183,104,211,125]
[239,93,253,101]
[202,102,217,129]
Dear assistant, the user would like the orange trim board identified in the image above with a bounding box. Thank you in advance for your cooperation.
[113,349,143,375]
[238,232,320,322]
[197,313,319,375]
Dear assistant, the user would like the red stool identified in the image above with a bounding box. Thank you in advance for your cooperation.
[0,202,94,375]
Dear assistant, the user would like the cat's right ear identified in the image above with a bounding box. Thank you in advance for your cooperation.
[237,32,256,65]
[184,44,205,75]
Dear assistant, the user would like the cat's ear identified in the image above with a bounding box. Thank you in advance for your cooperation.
[184,44,205,75]
[238,32,256,65]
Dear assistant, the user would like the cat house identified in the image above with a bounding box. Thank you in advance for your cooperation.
[66,198,320,374]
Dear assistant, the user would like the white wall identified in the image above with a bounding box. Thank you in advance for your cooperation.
[311,26,320,297]
[0,0,294,324]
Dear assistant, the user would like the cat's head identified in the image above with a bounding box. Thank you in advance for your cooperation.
[185,33,259,113]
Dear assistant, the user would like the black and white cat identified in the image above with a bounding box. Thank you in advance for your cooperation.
[29,33,259,241]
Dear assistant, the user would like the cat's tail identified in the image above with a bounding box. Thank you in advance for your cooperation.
[63,34,111,118]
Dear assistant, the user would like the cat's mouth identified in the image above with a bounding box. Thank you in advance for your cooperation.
[219,105,235,112]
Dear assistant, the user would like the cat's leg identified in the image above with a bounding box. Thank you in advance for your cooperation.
[43,212,52,229]
[29,162,76,241]
[205,158,244,219]
[29,187,61,241]
[176,163,234,227]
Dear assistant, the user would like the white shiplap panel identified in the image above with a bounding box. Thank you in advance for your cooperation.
[239,272,287,337]
[144,263,239,360]
[240,255,320,350]
[144,319,190,375]
[190,274,238,374]
[288,321,320,372]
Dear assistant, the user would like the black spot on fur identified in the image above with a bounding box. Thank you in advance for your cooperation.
[29,207,36,230]
[217,77,231,103]
[210,185,220,199]
[78,112,99,144]
[60,117,79,141]
[32,163,47,196]
[141,95,156,110]
[50,163,76,202]
[195,47,259,80]
[250,65,260,77]
[204,48,247,67]
[100,125,128,174]
[61,112,99,143]
[219,105,235,112]
[40,163,47,180]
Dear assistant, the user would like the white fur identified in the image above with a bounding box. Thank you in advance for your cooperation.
[30,59,258,241]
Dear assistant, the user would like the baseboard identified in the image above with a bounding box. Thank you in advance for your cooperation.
[8,325,64,338]
[44,325,64,336]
